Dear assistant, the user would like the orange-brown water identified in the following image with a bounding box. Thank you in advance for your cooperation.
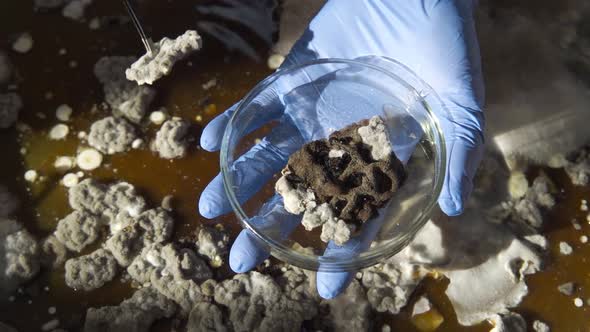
[0,1,588,331]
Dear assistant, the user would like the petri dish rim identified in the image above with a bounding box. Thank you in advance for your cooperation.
[221,57,447,272]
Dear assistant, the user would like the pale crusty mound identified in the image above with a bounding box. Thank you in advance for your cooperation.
[125,30,202,85]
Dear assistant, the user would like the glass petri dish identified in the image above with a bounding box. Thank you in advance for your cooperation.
[221,56,447,272]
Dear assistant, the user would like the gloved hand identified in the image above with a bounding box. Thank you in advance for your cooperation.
[199,0,485,299]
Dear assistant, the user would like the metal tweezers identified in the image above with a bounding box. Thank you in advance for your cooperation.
[122,0,153,55]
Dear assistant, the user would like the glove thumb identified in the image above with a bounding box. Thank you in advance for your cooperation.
[437,117,484,216]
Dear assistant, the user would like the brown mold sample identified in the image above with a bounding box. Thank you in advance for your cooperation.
[284,118,407,226]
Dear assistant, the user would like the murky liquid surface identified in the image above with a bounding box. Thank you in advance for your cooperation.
[0,1,589,331]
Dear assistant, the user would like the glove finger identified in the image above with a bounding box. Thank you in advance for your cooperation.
[438,134,484,216]
[199,118,304,219]
[316,270,355,300]
[200,103,238,152]
[229,230,270,273]
[230,194,302,272]
[316,211,385,299]
[200,88,284,152]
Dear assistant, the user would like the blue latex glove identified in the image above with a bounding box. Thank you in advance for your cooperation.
[199,0,485,299]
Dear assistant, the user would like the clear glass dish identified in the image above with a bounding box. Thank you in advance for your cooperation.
[221,56,447,272]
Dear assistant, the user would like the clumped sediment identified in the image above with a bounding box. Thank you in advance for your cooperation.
[64,248,118,291]
[87,116,137,155]
[0,219,40,294]
[0,150,578,332]
[150,117,191,159]
[276,116,406,245]
[84,287,176,332]
[126,30,202,85]
[94,56,155,124]
[0,93,22,129]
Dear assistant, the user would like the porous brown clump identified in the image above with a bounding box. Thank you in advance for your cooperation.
[284,119,406,226]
